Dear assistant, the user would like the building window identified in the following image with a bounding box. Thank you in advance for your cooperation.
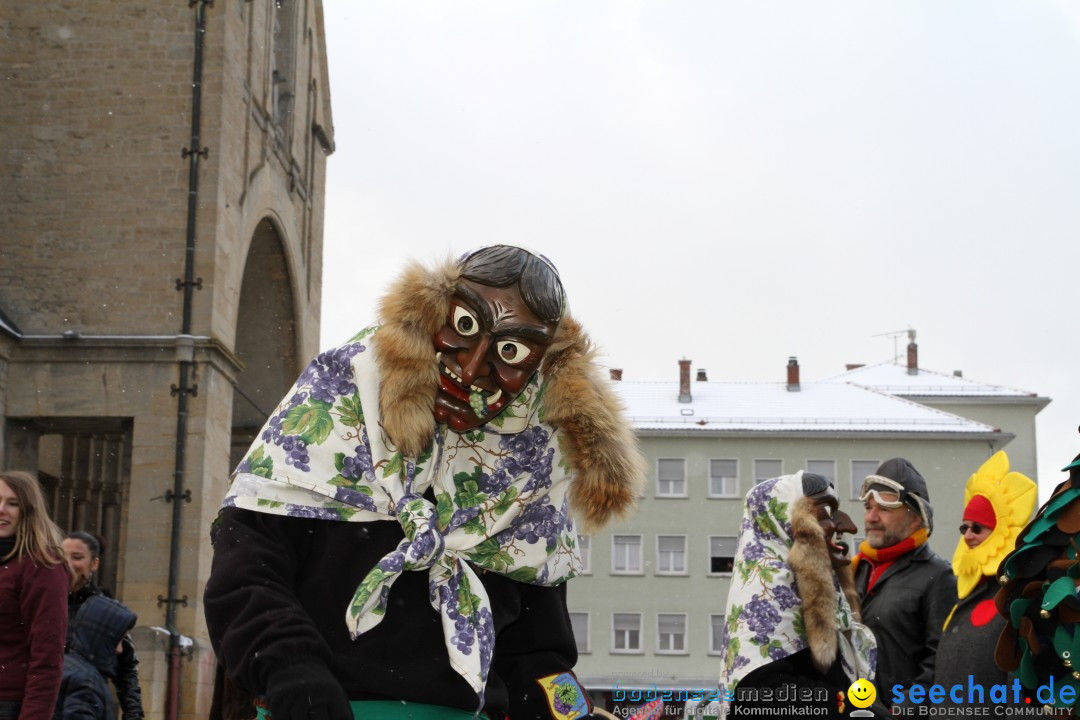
[709,536,737,575]
[754,459,782,485]
[570,612,590,654]
[271,0,297,145]
[708,459,739,498]
[657,613,688,654]
[613,613,642,653]
[657,458,687,497]
[709,614,726,655]
[851,460,879,501]
[806,460,836,485]
[578,534,591,575]
[657,535,687,575]
[612,534,642,574]
[28,420,133,595]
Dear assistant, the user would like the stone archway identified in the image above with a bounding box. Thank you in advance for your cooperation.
[230,218,300,470]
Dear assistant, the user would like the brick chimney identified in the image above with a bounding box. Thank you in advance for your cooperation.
[696,368,708,382]
[678,359,692,403]
[786,356,800,392]
[609,368,623,381]
[907,341,918,375]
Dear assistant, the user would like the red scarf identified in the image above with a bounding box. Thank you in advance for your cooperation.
[852,528,930,593]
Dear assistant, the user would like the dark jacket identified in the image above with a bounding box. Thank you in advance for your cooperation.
[732,649,890,719]
[855,542,956,700]
[54,594,137,720]
[204,506,584,720]
[934,578,1008,704]
[68,583,144,720]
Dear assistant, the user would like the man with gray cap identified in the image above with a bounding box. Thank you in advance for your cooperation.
[852,458,956,702]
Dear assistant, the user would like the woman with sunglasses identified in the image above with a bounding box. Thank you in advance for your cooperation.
[0,470,71,720]
[932,452,1036,707]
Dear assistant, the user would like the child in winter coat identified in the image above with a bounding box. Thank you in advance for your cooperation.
[54,594,137,720]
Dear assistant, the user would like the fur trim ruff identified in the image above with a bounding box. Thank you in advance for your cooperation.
[789,496,861,673]
[374,256,645,531]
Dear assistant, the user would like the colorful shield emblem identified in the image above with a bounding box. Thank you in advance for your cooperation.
[536,672,591,720]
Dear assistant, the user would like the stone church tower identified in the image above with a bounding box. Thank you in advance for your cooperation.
[0,2,334,717]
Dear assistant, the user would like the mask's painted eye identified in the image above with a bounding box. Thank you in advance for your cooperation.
[497,340,532,365]
[452,305,480,337]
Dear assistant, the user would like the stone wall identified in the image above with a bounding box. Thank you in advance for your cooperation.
[0,3,333,718]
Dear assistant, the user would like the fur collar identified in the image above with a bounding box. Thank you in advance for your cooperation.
[790,496,861,673]
[373,256,645,532]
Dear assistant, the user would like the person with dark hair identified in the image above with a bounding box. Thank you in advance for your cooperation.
[54,594,137,720]
[458,245,565,324]
[852,458,956,705]
[720,471,880,719]
[61,531,145,720]
[204,246,645,720]
[0,470,70,720]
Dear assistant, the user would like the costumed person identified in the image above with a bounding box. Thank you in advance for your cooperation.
[0,470,70,720]
[61,531,145,720]
[719,471,880,719]
[853,458,956,704]
[204,246,645,720]
[995,429,1080,715]
[933,451,1036,707]
[54,594,138,720]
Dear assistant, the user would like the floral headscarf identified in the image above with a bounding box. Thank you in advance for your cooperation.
[718,472,875,697]
[223,326,581,709]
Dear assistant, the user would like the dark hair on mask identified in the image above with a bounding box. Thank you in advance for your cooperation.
[801,472,831,497]
[66,530,102,560]
[459,245,565,324]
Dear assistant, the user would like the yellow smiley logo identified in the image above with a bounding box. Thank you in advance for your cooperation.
[847,678,877,709]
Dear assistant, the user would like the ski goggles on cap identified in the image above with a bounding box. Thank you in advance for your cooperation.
[859,474,935,533]
[859,475,907,508]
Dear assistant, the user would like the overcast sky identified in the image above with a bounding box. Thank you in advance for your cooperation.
[319,1,1079,500]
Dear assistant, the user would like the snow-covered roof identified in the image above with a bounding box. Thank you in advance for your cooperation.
[612,379,999,434]
[821,360,1037,398]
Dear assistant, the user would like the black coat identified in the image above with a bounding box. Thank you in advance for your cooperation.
[934,578,1008,704]
[731,649,882,719]
[54,654,111,720]
[55,595,137,720]
[203,506,583,720]
[855,543,956,700]
[68,583,144,720]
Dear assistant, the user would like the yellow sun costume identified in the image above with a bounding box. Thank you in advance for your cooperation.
[951,451,1037,601]
[932,452,1037,707]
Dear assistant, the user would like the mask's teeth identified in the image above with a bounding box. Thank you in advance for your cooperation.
[440,361,464,384]
[439,356,502,412]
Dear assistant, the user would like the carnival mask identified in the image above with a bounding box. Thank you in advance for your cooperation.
[809,489,858,569]
[433,279,558,431]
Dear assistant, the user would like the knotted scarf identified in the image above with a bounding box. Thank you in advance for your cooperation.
[223,327,582,709]
[719,472,875,700]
